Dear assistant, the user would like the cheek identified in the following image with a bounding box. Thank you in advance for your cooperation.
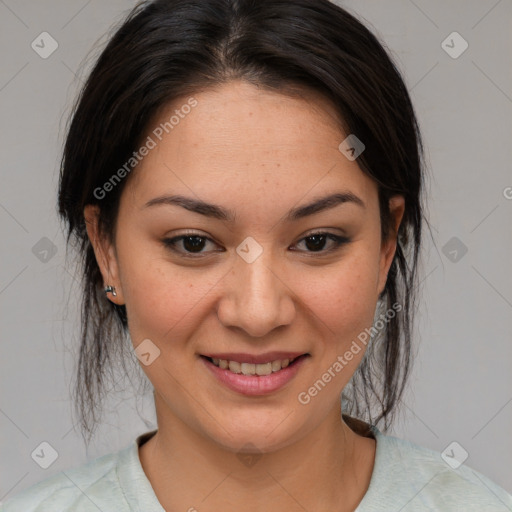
[313,252,379,312]
[298,249,380,352]
[115,232,221,343]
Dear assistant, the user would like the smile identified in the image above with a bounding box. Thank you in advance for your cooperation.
[206,356,299,375]
[200,354,310,396]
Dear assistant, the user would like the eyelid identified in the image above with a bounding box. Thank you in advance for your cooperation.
[167,227,348,241]
[161,229,350,258]
[162,231,220,258]
[290,232,350,255]
[300,226,348,238]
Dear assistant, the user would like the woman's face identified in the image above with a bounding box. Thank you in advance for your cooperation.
[86,80,404,452]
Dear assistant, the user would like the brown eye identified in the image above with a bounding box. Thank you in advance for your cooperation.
[180,235,207,253]
[292,232,350,254]
[162,234,218,257]
[162,231,350,259]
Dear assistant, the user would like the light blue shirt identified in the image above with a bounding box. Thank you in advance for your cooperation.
[2,425,511,511]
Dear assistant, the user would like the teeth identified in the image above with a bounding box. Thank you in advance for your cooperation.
[228,361,241,373]
[271,360,281,372]
[210,356,298,375]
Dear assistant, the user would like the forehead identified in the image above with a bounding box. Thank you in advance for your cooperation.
[123,80,377,210]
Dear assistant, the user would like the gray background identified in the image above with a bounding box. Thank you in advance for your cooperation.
[1,0,511,503]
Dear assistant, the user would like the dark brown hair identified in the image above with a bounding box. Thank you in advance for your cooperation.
[58,0,427,444]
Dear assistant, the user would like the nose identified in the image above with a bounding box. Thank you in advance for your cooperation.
[216,248,296,338]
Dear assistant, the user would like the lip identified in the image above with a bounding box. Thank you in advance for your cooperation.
[200,351,307,364]
[200,354,310,396]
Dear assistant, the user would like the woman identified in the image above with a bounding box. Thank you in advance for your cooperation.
[2,0,511,511]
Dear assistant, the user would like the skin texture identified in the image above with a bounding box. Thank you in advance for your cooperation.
[85,80,405,511]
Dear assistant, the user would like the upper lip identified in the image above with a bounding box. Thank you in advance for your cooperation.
[201,351,309,364]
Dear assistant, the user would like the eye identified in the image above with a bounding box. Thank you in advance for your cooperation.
[291,232,350,254]
[161,231,350,258]
[162,233,219,257]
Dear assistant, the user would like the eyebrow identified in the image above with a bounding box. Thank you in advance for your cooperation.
[142,191,365,222]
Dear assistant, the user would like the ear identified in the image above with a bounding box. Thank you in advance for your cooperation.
[377,195,405,296]
[84,204,124,304]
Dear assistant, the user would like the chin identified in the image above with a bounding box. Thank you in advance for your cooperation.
[200,410,309,455]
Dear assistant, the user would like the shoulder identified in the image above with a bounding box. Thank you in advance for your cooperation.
[358,426,512,511]
[0,444,131,512]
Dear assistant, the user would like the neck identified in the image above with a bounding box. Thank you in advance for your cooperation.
[139,400,376,512]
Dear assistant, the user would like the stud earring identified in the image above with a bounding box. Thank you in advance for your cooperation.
[104,285,117,297]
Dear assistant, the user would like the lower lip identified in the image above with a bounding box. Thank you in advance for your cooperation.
[200,355,309,396]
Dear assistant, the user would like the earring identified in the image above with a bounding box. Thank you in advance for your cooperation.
[104,285,117,297]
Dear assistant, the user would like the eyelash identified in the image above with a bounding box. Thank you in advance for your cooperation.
[161,231,350,258]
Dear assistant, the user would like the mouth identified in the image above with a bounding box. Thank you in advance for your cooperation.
[199,353,310,396]
[200,353,309,376]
